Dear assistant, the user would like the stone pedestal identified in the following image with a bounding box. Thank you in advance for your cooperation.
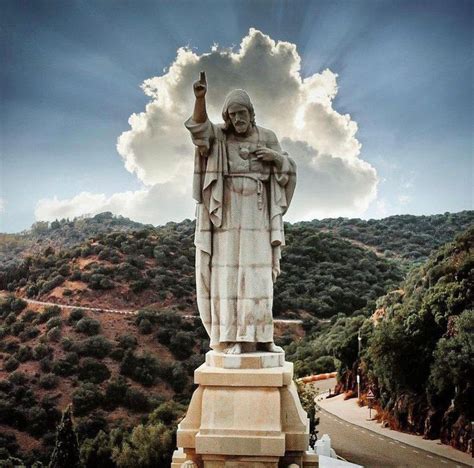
[172,351,318,467]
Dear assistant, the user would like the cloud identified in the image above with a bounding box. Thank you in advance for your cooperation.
[0,198,5,214]
[281,139,377,220]
[35,175,194,225]
[36,28,378,224]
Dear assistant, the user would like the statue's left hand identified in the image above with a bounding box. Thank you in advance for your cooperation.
[255,147,284,168]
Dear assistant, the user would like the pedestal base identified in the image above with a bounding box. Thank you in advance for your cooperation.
[172,351,315,467]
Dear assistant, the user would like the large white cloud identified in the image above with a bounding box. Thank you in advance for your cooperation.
[35,29,378,225]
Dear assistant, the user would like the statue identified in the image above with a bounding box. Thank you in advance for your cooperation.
[185,71,296,355]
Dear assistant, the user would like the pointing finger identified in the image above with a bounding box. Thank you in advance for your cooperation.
[200,71,207,84]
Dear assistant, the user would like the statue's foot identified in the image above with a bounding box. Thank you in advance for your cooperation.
[258,342,284,353]
[222,343,242,354]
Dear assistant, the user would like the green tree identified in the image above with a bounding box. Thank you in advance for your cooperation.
[49,405,80,468]
[111,423,173,468]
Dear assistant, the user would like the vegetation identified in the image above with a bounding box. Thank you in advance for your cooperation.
[292,227,473,451]
[49,405,81,468]
[0,211,472,462]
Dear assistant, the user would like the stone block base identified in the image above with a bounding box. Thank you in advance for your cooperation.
[172,351,315,467]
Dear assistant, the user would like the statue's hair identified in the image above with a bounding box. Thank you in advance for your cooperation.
[221,89,256,131]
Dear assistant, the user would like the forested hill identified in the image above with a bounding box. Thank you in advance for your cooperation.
[294,210,473,261]
[0,212,148,263]
[287,227,473,452]
[0,211,472,320]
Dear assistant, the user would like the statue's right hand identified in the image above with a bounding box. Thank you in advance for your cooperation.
[193,71,207,98]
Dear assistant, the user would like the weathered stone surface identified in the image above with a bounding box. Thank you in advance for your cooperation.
[187,72,297,353]
[195,361,293,388]
[173,357,310,466]
[205,350,285,369]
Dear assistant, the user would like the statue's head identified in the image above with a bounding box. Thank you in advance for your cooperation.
[222,89,256,135]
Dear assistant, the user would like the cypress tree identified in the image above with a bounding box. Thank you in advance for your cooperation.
[49,405,80,468]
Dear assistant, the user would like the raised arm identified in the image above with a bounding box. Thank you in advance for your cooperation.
[193,71,208,123]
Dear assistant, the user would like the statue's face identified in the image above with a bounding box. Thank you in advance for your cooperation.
[228,103,251,134]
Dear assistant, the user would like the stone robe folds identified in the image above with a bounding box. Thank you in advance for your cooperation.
[185,117,296,348]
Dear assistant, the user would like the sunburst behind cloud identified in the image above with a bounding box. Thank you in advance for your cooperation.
[35,29,378,224]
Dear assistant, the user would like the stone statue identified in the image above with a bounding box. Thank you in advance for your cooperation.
[185,71,296,355]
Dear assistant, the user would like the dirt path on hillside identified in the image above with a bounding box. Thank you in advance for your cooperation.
[1,294,303,324]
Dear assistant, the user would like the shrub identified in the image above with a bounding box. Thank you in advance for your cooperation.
[168,331,194,360]
[120,350,160,386]
[70,269,82,281]
[149,401,186,426]
[104,377,129,409]
[18,326,40,342]
[4,356,19,372]
[78,358,111,384]
[156,328,171,345]
[68,309,85,325]
[21,310,36,323]
[74,336,112,359]
[26,284,38,298]
[5,313,16,325]
[36,305,61,324]
[8,371,28,385]
[10,321,25,336]
[124,387,150,412]
[33,343,52,360]
[75,318,101,336]
[72,383,103,416]
[61,337,74,351]
[39,373,59,389]
[15,345,33,363]
[109,347,124,361]
[116,334,137,350]
[47,326,62,342]
[64,352,79,365]
[138,318,152,334]
[88,274,114,290]
[40,357,52,372]
[39,274,65,294]
[3,340,20,354]
[46,316,62,330]
[52,358,76,377]
[10,298,27,313]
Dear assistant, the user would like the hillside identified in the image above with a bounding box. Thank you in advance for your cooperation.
[289,227,473,452]
[1,221,404,322]
[2,211,472,321]
[0,211,472,464]
[302,210,473,262]
[0,297,211,465]
[0,212,147,264]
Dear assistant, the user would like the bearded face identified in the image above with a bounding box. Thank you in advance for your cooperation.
[227,103,251,135]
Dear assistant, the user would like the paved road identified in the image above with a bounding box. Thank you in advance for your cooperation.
[317,406,470,468]
[313,379,470,468]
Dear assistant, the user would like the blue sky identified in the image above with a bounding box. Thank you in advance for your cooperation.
[1,0,473,232]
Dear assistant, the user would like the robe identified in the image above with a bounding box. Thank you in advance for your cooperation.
[185,117,296,348]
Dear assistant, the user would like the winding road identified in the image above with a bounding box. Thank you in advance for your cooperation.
[313,379,471,468]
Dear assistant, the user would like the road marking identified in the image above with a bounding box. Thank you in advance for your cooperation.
[389,442,395,445]
[400,445,407,449]
[440,461,447,464]
[426,455,433,459]
[345,424,350,427]
[412,450,419,454]
[370,434,375,438]
[378,437,384,441]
